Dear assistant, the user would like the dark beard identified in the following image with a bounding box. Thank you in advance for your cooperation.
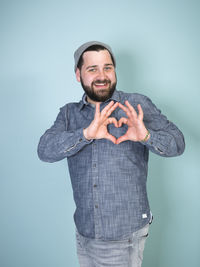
[80,77,117,102]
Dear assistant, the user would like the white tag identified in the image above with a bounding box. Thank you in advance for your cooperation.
[142,213,147,219]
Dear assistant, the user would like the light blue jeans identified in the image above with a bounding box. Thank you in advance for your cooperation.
[76,223,149,267]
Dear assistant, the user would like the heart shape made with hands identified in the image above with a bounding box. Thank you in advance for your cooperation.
[84,100,149,145]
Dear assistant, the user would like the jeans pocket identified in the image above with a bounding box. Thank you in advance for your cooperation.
[138,223,150,239]
[76,230,83,249]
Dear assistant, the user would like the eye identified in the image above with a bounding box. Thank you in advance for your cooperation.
[104,66,112,71]
[88,68,96,72]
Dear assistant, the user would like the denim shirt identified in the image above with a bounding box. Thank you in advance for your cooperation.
[38,90,185,241]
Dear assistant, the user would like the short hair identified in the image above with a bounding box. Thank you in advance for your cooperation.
[77,45,116,70]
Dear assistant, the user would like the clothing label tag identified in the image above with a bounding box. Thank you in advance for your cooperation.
[142,213,147,219]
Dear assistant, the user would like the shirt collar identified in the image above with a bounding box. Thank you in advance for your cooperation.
[79,90,121,110]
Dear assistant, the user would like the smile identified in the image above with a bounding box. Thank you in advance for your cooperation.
[95,82,107,86]
[93,80,110,88]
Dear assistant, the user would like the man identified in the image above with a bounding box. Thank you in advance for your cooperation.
[38,41,185,267]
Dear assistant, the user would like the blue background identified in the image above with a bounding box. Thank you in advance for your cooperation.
[1,0,199,266]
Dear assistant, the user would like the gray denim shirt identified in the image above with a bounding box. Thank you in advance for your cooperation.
[38,90,185,240]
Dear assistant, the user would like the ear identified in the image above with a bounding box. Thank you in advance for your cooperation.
[75,68,81,83]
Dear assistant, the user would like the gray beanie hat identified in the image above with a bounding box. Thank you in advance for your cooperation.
[74,41,116,72]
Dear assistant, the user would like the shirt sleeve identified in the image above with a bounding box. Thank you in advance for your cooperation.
[37,106,93,162]
[140,96,185,157]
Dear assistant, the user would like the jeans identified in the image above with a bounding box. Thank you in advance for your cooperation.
[76,223,149,267]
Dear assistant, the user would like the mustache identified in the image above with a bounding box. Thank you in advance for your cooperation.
[92,79,111,84]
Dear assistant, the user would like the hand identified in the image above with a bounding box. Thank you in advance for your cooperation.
[116,100,150,144]
[83,101,119,144]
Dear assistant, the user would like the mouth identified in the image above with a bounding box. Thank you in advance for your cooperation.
[93,80,110,89]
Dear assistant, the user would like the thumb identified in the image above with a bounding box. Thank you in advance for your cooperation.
[116,135,128,144]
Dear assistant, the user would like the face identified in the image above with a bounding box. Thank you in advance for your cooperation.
[76,49,117,103]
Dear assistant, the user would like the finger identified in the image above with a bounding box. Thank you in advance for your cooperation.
[102,101,114,113]
[116,135,128,144]
[118,103,132,118]
[105,102,119,117]
[105,117,119,128]
[125,100,138,117]
[101,101,117,117]
[105,133,117,144]
[118,117,128,127]
[94,102,101,119]
[137,104,144,121]
[118,102,129,113]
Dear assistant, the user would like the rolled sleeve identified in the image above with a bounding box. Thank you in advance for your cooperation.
[141,128,185,157]
[139,96,185,157]
[37,106,93,162]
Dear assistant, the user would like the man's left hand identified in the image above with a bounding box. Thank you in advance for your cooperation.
[116,100,150,144]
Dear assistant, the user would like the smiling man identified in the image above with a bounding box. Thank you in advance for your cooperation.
[76,48,117,104]
[38,41,185,267]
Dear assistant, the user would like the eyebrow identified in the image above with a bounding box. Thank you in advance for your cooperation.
[86,65,97,70]
[86,63,114,70]
[105,64,114,67]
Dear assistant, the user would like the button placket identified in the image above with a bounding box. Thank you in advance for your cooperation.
[92,141,102,239]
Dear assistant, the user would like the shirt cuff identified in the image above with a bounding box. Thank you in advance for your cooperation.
[64,128,93,154]
[140,129,171,155]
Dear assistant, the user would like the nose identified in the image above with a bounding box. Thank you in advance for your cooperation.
[96,69,107,80]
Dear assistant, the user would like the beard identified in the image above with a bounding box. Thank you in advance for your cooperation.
[80,76,117,102]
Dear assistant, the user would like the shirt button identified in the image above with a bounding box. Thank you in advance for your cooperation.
[93,163,96,168]
[94,184,97,188]
[79,138,83,142]
[95,205,98,208]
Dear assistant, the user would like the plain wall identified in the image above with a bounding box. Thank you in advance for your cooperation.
[1,0,199,266]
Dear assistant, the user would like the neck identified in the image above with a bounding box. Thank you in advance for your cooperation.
[86,96,101,105]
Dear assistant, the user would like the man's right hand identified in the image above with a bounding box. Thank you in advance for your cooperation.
[83,101,119,144]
